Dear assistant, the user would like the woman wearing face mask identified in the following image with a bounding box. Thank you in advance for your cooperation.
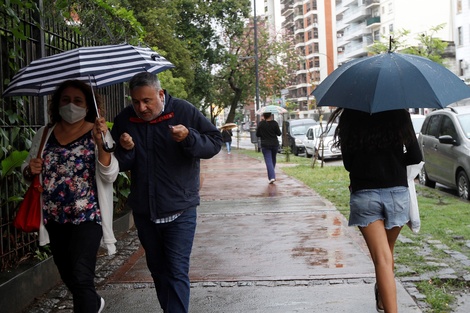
[21,79,119,313]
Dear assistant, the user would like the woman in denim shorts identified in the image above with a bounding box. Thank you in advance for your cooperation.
[328,108,422,313]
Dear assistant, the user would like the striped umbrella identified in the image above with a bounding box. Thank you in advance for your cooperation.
[2,43,174,97]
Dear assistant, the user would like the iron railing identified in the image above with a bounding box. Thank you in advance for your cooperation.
[0,2,127,271]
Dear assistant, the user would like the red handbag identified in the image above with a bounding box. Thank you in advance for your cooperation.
[13,175,44,232]
[14,127,48,233]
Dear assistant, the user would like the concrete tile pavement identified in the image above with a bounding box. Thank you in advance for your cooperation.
[23,150,422,312]
[99,151,421,312]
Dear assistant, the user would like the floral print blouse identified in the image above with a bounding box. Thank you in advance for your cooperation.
[42,131,101,225]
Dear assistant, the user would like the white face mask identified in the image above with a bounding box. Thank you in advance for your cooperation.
[59,102,87,124]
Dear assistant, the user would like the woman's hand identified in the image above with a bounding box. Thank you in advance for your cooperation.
[28,158,43,175]
[93,117,107,145]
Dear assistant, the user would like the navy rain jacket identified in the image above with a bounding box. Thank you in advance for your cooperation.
[111,91,223,221]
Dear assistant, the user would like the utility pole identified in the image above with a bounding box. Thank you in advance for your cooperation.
[253,0,260,113]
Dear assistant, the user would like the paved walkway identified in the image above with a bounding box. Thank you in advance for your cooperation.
[24,150,422,313]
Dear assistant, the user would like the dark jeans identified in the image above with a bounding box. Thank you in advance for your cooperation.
[46,221,103,313]
[261,145,278,180]
[133,207,197,313]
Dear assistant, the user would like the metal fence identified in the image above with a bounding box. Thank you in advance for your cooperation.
[0,3,127,271]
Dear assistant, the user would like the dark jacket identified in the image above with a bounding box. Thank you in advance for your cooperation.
[222,129,232,143]
[111,91,223,220]
[256,120,281,147]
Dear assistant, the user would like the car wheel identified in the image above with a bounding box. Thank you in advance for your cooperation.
[293,146,299,156]
[457,170,470,200]
[419,166,436,188]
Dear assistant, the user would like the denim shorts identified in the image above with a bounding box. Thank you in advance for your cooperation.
[348,186,410,229]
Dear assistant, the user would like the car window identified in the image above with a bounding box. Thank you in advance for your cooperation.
[426,115,441,137]
[439,116,457,139]
[457,114,470,139]
[291,125,310,135]
[314,124,336,136]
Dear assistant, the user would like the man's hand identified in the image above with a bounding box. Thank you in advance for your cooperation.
[120,132,135,150]
[168,125,189,142]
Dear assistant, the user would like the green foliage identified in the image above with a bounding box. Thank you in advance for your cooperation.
[368,24,448,65]
[34,245,51,261]
[45,0,144,45]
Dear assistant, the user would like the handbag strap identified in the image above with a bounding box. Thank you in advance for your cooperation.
[36,126,49,159]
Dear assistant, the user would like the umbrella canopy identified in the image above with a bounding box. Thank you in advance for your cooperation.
[220,123,237,130]
[256,105,288,115]
[312,52,470,113]
[2,43,174,97]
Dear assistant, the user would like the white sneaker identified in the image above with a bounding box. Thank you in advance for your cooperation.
[98,297,105,313]
[269,179,276,184]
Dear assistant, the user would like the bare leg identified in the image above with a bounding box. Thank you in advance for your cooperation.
[359,220,402,313]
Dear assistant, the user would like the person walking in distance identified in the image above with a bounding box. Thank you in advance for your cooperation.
[221,128,233,154]
[328,108,422,313]
[111,72,223,313]
[256,110,281,184]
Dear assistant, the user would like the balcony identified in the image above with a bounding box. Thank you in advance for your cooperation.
[366,16,381,27]
[365,0,380,8]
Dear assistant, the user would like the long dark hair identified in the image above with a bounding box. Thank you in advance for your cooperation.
[48,79,102,126]
[328,108,416,153]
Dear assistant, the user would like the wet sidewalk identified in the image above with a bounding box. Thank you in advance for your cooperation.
[24,150,422,312]
[99,151,421,312]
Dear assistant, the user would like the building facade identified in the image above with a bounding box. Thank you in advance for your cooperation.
[281,0,337,111]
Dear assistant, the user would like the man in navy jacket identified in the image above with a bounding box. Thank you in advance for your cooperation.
[111,72,222,313]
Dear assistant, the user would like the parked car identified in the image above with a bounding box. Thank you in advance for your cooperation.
[304,122,341,159]
[283,118,318,155]
[418,105,470,200]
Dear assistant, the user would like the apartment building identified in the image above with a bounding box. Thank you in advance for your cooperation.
[336,0,452,65]
[454,0,470,82]
[280,0,336,111]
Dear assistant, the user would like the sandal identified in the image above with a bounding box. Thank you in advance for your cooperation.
[375,283,384,313]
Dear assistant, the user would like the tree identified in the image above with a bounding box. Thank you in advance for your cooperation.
[127,0,251,105]
[368,24,448,65]
[213,20,298,124]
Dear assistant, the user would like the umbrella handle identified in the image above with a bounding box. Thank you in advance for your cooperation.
[101,132,116,152]
[88,75,116,153]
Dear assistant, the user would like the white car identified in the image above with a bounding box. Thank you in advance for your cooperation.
[304,123,341,159]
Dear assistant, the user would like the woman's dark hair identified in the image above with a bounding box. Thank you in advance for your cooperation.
[329,108,415,153]
[48,79,102,126]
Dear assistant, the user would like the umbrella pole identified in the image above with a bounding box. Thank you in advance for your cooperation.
[88,76,116,152]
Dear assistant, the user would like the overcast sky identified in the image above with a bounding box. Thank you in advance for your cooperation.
[251,0,264,15]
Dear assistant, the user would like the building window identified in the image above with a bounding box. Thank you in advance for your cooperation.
[373,30,380,41]
[313,28,318,39]
[458,27,463,45]
[389,24,394,33]
[314,56,320,67]
[388,3,393,14]
[457,0,462,13]
[313,42,319,53]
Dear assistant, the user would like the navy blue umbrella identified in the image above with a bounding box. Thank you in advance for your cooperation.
[312,52,470,113]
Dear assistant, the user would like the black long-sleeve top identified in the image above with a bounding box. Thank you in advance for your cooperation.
[342,137,423,193]
[256,120,281,147]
